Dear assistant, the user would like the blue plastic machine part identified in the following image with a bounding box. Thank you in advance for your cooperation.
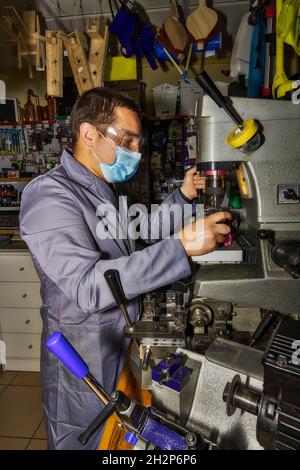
[152,354,192,392]
[141,416,186,450]
[46,331,89,379]
[125,432,138,446]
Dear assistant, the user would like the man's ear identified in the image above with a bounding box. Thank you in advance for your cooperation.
[79,123,98,147]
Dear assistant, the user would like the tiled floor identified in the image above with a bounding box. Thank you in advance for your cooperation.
[0,370,47,450]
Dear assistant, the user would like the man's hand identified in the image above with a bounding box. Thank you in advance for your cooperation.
[180,166,206,200]
[178,211,232,257]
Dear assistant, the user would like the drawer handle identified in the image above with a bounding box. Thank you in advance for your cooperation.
[20,267,25,271]
[25,319,30,324]
[22,293,27,298]
[28,344,33,349]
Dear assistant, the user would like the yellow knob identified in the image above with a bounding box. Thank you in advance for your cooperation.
[226,119,259,149]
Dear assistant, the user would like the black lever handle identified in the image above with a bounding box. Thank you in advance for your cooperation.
[195,70,227,108]
[78,401,117,445]
[78,390,132,445]
[195,71,243,126]
[249,311,277,346]
[104,270,139,349]
[104,269,127,307]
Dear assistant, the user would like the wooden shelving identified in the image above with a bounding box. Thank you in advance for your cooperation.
[0,178,33,182]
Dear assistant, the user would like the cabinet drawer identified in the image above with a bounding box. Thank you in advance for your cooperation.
[0,308,42,333]
[2,333,41,358]
[0,283,41,308]
[0,254,39,282]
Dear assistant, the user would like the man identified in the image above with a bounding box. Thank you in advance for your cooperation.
[20,87,231,450]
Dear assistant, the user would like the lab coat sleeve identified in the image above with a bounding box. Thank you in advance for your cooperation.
[20,184,191,314]
[136,188,197,242]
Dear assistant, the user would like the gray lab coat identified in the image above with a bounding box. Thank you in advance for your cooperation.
[20,149,192,450]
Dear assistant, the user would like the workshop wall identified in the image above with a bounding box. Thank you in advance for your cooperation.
[142,58,230,116]
[1,70,48,108]
[0,57,230,117]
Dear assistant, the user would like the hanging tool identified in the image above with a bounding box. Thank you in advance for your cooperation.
[45,31,63,98]
[163,1,188,53]
[86,17,109,87]
[104,269,139,352]
[109,1,158,70]
[277,0,300,55]
[230,13,253,81]
[160,46,189,81]
[272,0,300,98]
[262,3,277,98]
[2,7,45,76]
[46,331,205,449]
[58,30,94,95]
[195,70,262,152]
[186,0,218,41]
[247,14,266,98]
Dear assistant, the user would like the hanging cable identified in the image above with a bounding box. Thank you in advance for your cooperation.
[108,0,115,19]
[248,0,272,26]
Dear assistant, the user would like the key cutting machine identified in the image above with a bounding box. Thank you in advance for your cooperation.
[189,73,300,350]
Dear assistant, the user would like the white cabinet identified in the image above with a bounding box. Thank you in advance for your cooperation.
[0,250,42,371]
[0,308,42,333]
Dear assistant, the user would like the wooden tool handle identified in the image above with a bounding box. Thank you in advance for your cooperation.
[185,42,193,71]
[169,1,178,18]
[163,47,183,75]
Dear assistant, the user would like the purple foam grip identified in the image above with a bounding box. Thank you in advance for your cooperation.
[46,331,89,379]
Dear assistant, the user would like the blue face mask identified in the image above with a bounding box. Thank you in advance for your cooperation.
[92,128,142,183]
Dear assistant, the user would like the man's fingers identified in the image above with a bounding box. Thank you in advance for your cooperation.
[194,181,206,189]
[216,234,225,244]
[215,223,231,235]
[208,211,233,223]
[185,166,197,176]
[194,175,205,182]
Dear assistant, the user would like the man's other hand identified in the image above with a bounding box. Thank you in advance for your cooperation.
[178,211,233,257]
[180,166,206,200]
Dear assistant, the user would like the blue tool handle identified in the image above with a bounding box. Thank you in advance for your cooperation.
[46,331,89,379]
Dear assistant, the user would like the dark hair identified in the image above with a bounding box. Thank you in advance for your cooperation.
[70,87,141,146]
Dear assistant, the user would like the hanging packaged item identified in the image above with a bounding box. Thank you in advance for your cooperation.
[179,79,203,116]
[152,83,178,116]
[109,0,157,70]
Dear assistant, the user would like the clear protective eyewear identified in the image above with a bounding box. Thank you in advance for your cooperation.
[97,125,145,152]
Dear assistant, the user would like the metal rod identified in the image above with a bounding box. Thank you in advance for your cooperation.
[223,106,243,127]
[83,374,110,405]
[120,304,140,352]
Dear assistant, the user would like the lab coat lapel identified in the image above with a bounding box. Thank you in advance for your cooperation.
[60,149,131,256]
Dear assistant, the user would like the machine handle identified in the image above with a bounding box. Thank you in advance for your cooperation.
[46,331,89,379]
[78,401,116,446]
[195,71,243,126]
[250,311,277,346]
[78,390,132,445]
[104,269,127,307]
[195,71,228,109]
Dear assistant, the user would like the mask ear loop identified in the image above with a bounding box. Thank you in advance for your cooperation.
[91,125,118,167]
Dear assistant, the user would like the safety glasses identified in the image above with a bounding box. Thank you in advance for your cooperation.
[97,125,145,152]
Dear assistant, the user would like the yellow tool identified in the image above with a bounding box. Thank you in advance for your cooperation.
[272,0,300,98]
[277,0,300,54]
